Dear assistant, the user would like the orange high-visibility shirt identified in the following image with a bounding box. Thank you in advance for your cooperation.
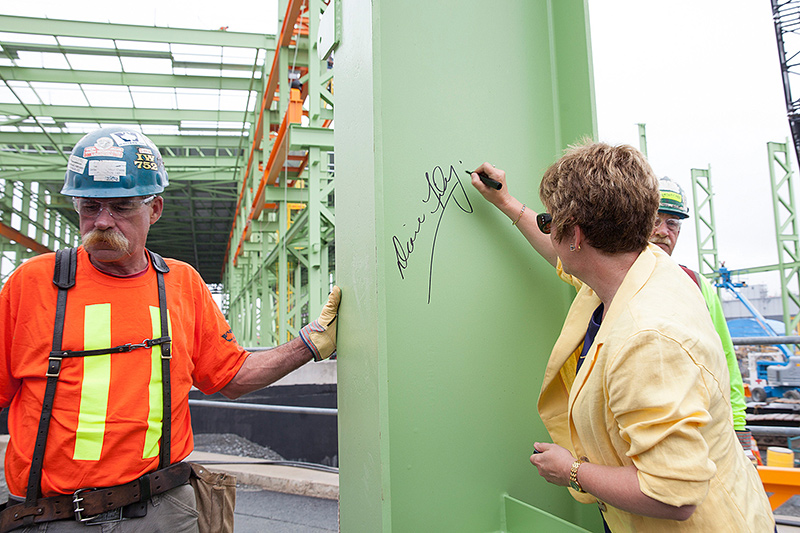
[0,247,249,497]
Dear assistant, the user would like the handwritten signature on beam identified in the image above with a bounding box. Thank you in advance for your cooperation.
[392,163,474,303]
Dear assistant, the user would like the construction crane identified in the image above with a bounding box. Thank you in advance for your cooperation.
[772,0,800,167]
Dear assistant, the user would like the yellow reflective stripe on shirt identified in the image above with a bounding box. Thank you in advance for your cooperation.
[72,304,172,462]
[142,306,170,459]
[73,304,111,461]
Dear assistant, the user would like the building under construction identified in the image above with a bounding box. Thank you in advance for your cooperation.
[2,0,800,530]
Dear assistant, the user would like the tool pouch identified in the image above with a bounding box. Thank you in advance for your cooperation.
[188,463,236,533]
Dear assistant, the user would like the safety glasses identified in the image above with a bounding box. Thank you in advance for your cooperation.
[73,195,156,219]
[654,215,682,232]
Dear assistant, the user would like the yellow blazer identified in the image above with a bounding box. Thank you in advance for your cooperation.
[537,244,773,532]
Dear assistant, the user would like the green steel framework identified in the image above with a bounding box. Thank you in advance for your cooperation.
[0,180,80,284]
[0,15,275,285]
[640,120,799,333]
[690,141,800,336]
[637,123,648,158]
[691,166,720,279]
[223,0,337,346]
[767,140,800,334]
[0,6,337,347]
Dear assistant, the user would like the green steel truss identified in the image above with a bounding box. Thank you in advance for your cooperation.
[0,7,338,345]
[690,166,720,279]
[0,179,80,284]
[0,14,275,284]
[767,141,800,334]
[223,0,337,346]
[692,142,800,336]
[0,6,337,344]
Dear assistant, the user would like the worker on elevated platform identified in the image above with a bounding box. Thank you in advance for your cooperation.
[470,141,773,532]
[649,176,752,455]
[0,127,340,532]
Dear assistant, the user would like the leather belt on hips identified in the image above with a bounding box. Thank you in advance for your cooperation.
[0,462,192,533]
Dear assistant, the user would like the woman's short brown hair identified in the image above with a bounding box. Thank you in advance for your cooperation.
[539,140,659,254]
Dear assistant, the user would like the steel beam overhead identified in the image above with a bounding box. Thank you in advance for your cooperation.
[0,15,279,283]
[0,5,336,351]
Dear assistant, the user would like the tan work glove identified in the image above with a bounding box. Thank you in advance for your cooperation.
[299,286,341,361]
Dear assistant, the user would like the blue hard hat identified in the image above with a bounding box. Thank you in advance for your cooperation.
[61,127,169,198]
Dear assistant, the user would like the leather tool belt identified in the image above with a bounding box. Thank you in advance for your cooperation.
[0,462,192,532]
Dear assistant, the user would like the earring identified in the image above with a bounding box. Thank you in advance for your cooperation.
[569,244,576,252]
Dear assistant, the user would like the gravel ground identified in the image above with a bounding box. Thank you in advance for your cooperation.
[192,432,286,461]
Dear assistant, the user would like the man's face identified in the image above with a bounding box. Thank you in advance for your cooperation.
[76,196,162,266]
[649,212,682,256]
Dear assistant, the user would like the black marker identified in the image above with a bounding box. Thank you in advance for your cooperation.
[465,170,502,190]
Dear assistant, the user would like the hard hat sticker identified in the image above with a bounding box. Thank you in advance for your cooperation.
[110,131,146,146]
[661,191,682,202]
[67,155,88,174]
[138,147,153,155]
[84,138,124,158]
[89,160,127,182]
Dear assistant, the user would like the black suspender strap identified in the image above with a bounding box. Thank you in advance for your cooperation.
[150,250,172,470]
[24,248,172,509]
[24,248,78,508]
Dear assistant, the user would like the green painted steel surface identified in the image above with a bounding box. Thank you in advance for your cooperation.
[767,140,800,335]
[691,166,720,279]
[336,0,598,531]
[503,495,591,533]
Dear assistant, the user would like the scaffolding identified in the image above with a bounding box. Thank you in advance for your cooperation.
[223,0,337,346]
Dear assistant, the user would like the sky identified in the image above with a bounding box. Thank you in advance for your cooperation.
[0,1,279,34]
[2,0,796,296]
[588,0,794,297]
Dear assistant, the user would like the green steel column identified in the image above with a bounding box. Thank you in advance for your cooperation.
[279,46,289,119]
[691,166,720,279]
[308,0,321,125]
[229,266,243,331]
[0,180,14,228]
[268,284,278,345]
[43,190,54,249]
[292,259,302,334]
[250,257,259,345]
[260,222,274,346]
[335,0,598,531]
[242,274,252,345]
[35,185,47,248]
[307,146,323,315]
[637,123,648,158]
[767,140,800,335]
[278,200,289,342]
[306,0,325,315]
[19,185,31,242]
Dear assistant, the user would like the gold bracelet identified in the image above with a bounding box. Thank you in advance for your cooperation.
[512,204,526,226]
[569,459,586,493]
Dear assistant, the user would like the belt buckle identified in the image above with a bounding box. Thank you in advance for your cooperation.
[84,507,124,525]
[72,488,96,522]
[72,489,95,522]
[72,488,124,525]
